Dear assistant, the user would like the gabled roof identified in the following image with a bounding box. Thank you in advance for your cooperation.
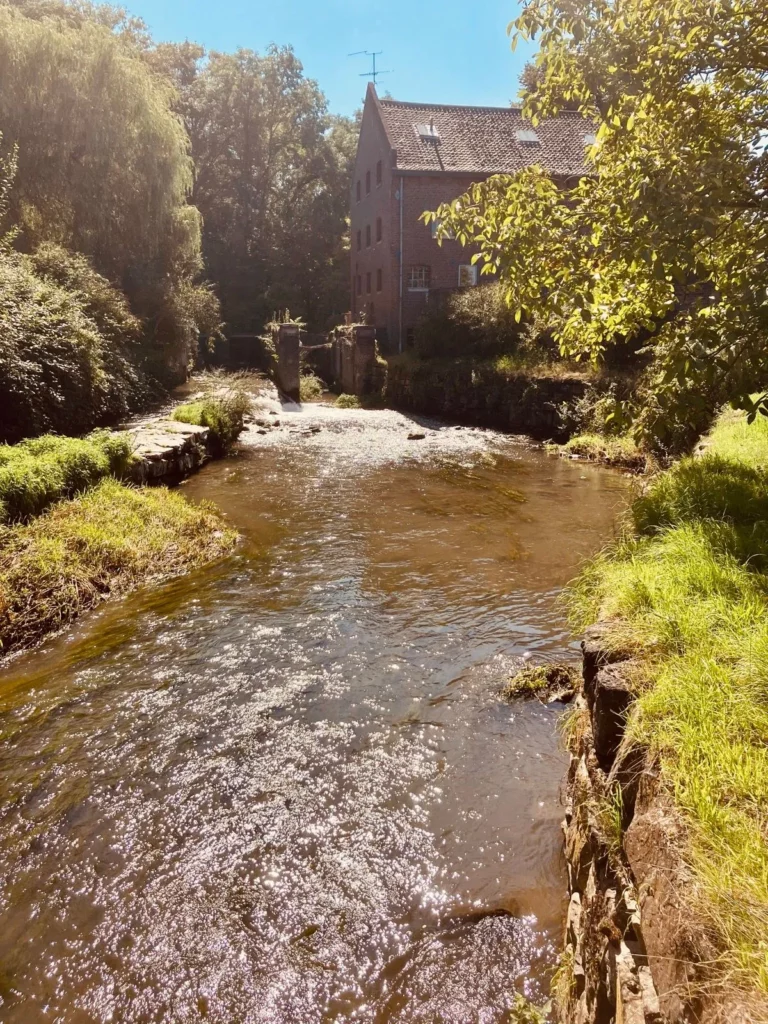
[368,84,591,177]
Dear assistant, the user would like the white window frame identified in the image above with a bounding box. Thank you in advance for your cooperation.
[458,264,478,287]
[407,265,430,291]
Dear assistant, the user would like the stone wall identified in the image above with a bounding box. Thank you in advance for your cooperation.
[558,628,736,1024]
[385,357,588,440]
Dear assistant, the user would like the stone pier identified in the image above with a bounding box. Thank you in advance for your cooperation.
[274,323,301,401]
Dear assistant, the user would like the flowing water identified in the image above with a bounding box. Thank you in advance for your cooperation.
[0,395,628,1023]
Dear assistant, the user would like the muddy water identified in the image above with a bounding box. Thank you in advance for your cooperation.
[0,397,628,1023]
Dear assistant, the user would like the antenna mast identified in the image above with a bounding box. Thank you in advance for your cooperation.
[348,50,392,88]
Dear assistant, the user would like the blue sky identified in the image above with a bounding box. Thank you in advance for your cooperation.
[128,0,537,116]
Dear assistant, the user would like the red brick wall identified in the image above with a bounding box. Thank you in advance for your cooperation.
[351,95,489,352]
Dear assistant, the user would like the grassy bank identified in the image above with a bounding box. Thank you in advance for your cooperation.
[0,478,236,656]
[568,410,768,996]
[0,431,133,524]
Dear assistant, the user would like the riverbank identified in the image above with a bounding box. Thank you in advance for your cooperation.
[555,408,768,1023]
[0,389,250,658]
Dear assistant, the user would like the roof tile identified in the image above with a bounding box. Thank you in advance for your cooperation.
[378,97,591,177]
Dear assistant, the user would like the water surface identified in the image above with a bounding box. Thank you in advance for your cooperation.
[0,398,627,1022]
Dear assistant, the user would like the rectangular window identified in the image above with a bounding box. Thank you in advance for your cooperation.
[356,273,362,294]
[407,265,430,290]
[365,170,371,194]
[366,272,371,294]
[376,268,382,291]
[366,224,371,247]
[376,160,382,186]
[356,180,361,202]
[356,230,361,251]
[458,264,478,287]
[376,217,382,242]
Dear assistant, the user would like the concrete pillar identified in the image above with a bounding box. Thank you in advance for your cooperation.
[352,326,376,395]
[274,323,300,401]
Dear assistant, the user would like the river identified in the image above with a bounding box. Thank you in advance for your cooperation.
[0,395,627,1023]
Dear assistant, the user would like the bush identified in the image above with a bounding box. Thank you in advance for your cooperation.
[172,391,251,450]
[299,373,325,402]
[0,478,237,655]
[0,247,153,442]
[412,282,560,362]
[0,430,133,525]
[334,394,361,409]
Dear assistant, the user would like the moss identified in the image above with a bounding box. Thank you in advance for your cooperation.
[172,391,251,450]
[567,408,768,995]
[0,478,236,656]
[502,663,578,700]
[0,430,133,524]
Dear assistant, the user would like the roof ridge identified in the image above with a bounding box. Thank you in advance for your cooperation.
[380,99,524,114]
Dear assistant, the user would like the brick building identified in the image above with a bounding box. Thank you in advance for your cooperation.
[350,83,593,352]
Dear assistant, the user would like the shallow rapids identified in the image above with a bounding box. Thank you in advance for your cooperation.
[0,395,628,1022]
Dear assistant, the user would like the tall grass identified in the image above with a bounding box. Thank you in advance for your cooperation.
[0,479,237,655]
[568,409,768,994]
[172,391,251,450]
[0,431,133,524]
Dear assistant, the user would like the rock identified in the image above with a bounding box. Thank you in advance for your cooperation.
[592,666,634,767]
[257,429,268,435]
[582,624,629,705]
[407,432,426,440]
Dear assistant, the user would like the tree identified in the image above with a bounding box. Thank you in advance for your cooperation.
[428,0,768,449]
[183,45,355,332]
[0,3,218,375]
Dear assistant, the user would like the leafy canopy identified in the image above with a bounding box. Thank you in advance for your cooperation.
[426,0,768,445]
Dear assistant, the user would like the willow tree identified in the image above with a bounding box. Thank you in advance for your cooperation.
[427,0,768,448]
[0,4,218,373]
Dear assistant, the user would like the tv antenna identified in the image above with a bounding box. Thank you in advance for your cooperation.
[348,50,392,87]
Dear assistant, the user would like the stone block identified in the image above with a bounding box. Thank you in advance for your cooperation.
[592,666,635,767]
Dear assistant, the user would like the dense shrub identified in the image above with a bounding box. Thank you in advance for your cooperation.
[0,430,133,524]
[299,373,325,402]
[172,392,251,450]
[0,247,153,442]
[412,282,558,361]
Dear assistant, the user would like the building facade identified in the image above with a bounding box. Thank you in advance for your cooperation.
[350,83,592,352]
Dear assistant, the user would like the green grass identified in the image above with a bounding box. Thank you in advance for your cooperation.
[567,408,768,996]
[558,432,647,470]
[172,391,251,449]
[0,479,237,655]
[0,430,133,525]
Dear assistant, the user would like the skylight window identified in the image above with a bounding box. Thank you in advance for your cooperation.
[516,129,540,145]
[417,123,440,142]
